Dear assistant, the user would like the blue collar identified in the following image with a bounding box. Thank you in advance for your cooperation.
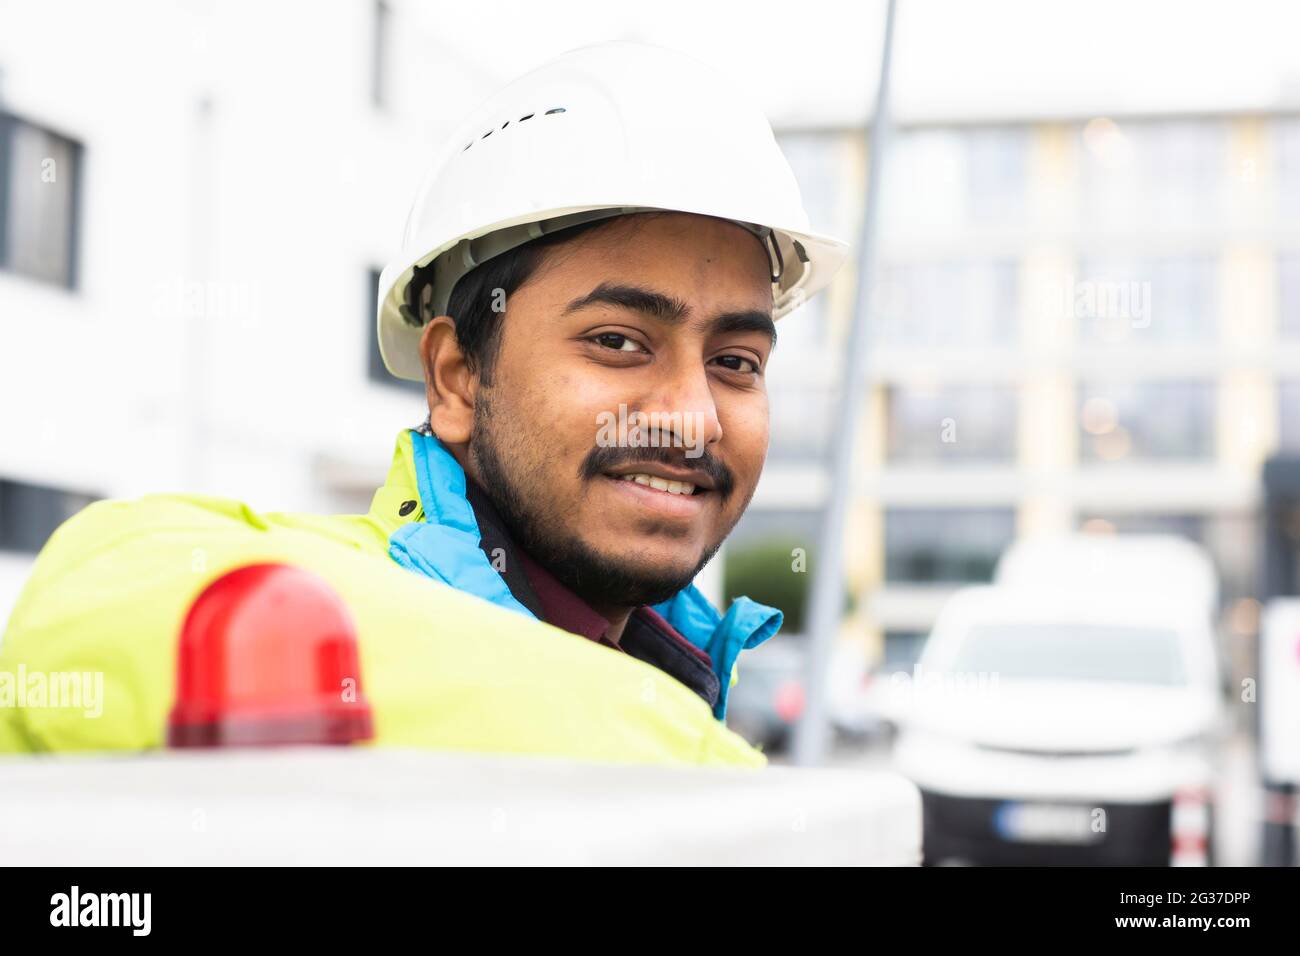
[386,430,781,720]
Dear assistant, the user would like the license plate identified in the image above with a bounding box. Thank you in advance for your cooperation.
[993,801,1103,844]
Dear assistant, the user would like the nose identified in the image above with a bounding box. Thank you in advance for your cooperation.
[632,359,723,457]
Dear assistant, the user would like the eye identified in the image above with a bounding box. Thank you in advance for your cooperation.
[591,332,645,353]
[712,354,761,374]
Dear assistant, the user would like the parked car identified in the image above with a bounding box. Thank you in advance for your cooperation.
[727,635,884,754]
[726,635,807,753]
[885,536,1226,865]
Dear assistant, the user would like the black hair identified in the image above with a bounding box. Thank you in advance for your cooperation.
[413,218,613,435]
[422,215,657,384]
[411,212,671,434]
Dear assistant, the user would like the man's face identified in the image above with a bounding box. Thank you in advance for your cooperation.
[466,212,775,610]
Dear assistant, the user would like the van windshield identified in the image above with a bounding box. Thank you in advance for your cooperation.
[949,623,1187,686]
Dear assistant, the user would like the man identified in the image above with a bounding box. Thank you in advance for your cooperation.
[0,42,847,766]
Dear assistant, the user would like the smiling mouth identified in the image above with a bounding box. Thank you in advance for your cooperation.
[608,472,706,497]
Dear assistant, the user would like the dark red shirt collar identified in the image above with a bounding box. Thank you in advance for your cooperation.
[513,546,618,647]
[462,474,713,669]
[512,534,713,667]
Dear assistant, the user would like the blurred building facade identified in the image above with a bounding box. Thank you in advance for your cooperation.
[0,0,499,623]
[1,1,1296,675]
[746,113,1300,674]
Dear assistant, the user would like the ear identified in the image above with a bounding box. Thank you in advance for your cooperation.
[420,316,476,445]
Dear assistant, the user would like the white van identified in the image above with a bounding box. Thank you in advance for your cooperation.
[886,535,1225,865]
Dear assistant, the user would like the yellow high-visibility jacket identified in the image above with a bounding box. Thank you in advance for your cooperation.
[0,429,779,767]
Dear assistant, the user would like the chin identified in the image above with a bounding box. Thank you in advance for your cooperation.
[577,548,702,600]
[619,565,703,603]
[597,545,700,578]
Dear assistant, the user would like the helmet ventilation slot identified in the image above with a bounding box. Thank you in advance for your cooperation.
[463,108,566,151]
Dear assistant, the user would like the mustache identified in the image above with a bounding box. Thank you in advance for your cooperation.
[580,443,735,501]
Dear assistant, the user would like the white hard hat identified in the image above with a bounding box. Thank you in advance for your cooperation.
[376,40,850,382]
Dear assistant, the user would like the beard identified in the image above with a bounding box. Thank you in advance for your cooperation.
[467,387,728,609]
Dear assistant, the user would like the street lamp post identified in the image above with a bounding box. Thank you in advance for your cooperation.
[792,0,898,766]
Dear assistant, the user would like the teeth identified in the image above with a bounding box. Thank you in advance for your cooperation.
[617,473,696,496]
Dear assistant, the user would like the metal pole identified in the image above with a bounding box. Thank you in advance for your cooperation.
[185,95,215,493]
[792,0,897,765]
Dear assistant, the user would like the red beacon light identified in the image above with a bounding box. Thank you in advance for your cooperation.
[167,563,374,748]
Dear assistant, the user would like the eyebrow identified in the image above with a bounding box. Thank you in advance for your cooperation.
[562,282,777,348]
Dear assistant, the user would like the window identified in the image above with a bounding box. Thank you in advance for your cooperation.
[767,132,854,463]
[1081,119,1226,228]
[882,630,928,671]
[884,508,1016,584]
[777,131,855,350]
[0,111,82,287]
[1077,512,1206,541]
[885,385,1016,464]
[951,623,1186,686]
[964,126,1030,224]
[1277,117,1300,221]
[876,260,1018,347]
[0,478,98,554]
[883,127,1030,232]
[1280,382,1300,453]
[883,129,965,235]
[726,508,821,554]
[1079,380,1216,462]
[1077,256,1216,345]
[1280,255,1300,340]
[367,268,422,391]
[767,381,837,462]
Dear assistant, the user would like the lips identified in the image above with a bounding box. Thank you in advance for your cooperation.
[602,463,715,494]
[599,472,711,519]
[613,472,698,496]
